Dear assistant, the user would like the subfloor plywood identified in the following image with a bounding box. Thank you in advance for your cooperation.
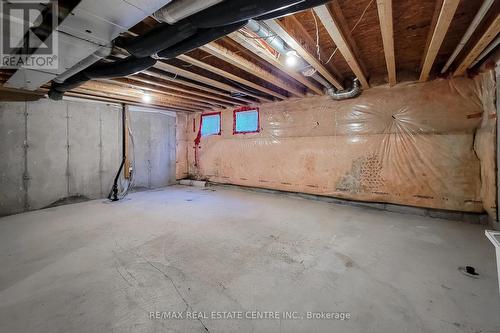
[0,186,499,333]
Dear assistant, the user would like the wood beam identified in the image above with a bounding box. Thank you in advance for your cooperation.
[140,70,245,106]
[178,54,287,100]
[200,42,307,97]
[228,32,324,95]
[419,0,460,82]
[64,90,198,113]
[313,5,369,88]
[376,0,396,86]
[154,61,260,104]
[108,77,222,109]
[454,14,500,77]
[264,18,344,90]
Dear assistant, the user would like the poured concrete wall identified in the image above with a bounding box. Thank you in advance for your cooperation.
[0,99,176,216]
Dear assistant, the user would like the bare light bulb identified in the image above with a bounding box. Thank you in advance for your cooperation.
[285,50,299,67]
[142,94,152,103]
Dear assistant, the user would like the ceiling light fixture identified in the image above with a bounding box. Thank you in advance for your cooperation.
[285,50,299,67]
[142,93,152,103]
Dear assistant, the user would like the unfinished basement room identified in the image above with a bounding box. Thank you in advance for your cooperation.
[2,0,500,332]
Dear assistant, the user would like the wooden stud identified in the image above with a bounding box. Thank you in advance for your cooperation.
[419,0,460,82]
[264,18,344,90]
[313,5,369,88]
[376,0,396,86]
[454,14,500,77]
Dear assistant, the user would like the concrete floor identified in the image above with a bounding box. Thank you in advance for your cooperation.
[0,185,499,333]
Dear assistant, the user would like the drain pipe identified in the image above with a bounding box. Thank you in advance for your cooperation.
[327,79,360,100]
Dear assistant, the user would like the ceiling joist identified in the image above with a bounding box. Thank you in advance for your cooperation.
[376,0,396,86]
[200,42,307,98]
[178,54,287,100]
[313,5,369,88]
[419,0,460,82]
[154,61,259,104]
[264,18,344,90]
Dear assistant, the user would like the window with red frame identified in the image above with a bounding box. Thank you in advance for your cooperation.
[201,112,221,136]
[233,107,260,134]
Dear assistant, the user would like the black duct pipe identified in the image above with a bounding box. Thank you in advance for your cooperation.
[115,20,198,58]
[190,0,303,28]
[254,0,331,21]
[157,21,248,59]
[118,0,301,58]
[49,56,156,100]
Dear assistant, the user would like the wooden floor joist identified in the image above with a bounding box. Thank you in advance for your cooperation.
[108,77,223,109]
[129,75,236,108]
[178,54,287,100]
[419,0,460,82]
[228,32,324,95]
[200,42,307,97]
[376,0,396,86]
[154,61,261,104]
[79,81,206,111]
[264,18,344,90]
[313,5,369,88]
[140,70,246,107]
[453,14,500,77]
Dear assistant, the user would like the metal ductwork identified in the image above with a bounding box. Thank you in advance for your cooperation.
[153,0,224,24]
[246,20,332,90]
[53,44,113,83]
[327,79,361,100]
[6,0,173,91]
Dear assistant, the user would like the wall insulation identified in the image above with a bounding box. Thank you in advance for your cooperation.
[180,73,497,216]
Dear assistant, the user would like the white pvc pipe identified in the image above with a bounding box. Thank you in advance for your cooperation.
[470,35,500,68]
[441,0,495,73]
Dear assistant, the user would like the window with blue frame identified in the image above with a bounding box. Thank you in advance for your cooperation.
[233,108,259,134]
[201,113,221,136]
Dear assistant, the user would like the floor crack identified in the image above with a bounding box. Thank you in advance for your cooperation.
[141,256,210,332]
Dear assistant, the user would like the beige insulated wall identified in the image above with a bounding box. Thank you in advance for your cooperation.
[182,75,496,214]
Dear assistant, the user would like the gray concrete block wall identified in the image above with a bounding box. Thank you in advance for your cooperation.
[0,99,177,217]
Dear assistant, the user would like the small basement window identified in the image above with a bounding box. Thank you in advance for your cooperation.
[201,112,221,136]
[233,107,259,134]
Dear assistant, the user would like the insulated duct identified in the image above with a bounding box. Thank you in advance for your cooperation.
[254,0,330,21]
[189,0,303,28]
[327,79,361,100]
[49,56,157,100]
[118,0,302,58]
[49,0,322,100]
[153,0,224,24]
[157,21,248,59]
